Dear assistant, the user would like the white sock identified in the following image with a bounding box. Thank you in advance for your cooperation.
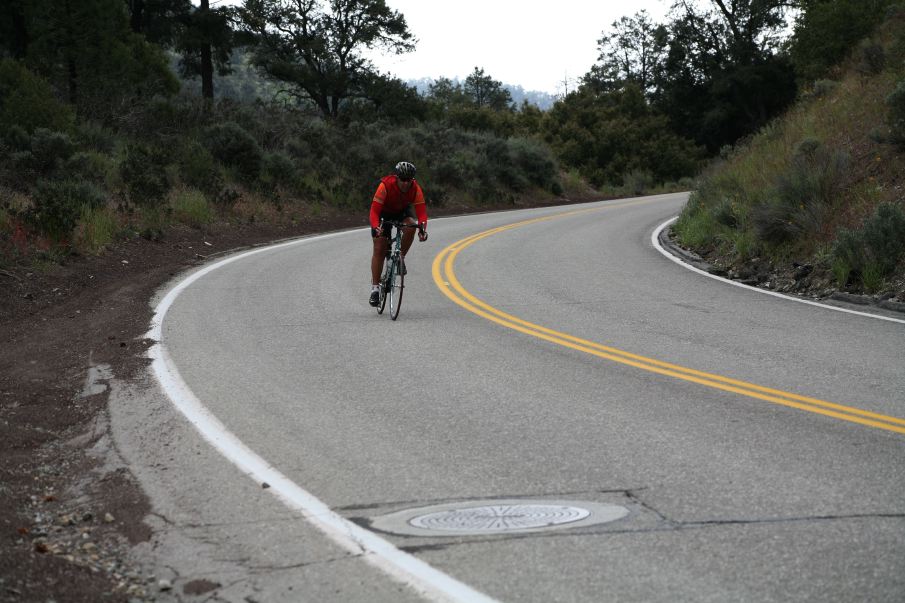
[371,284,379,292]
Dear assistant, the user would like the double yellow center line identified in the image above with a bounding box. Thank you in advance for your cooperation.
[431,208,905,436]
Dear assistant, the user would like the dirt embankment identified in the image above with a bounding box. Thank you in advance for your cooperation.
[0,213,367,601]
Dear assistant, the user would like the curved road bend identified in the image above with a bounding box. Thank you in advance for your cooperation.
[154,193,905,601]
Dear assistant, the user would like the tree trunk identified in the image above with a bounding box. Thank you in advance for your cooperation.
[64,0,78,104]
[129,0,145,34]
[67,58,78,104]
[9,0,29,58]
[200,0,214,99]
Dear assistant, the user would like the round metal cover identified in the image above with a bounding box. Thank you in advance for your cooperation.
[370,499,629,537]
[410,504,589,532]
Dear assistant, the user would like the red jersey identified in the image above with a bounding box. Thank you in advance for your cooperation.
[369,175,427,229]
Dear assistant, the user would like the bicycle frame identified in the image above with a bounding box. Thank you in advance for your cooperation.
[377,221,417,320]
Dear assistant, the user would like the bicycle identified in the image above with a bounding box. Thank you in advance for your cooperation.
[377,220,420,320]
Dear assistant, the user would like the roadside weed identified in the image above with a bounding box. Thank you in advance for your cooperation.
[74,205,118,254]
[171,188,213,228]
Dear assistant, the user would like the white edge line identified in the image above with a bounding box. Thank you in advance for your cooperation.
[652,217,905,325]
[145,227,497,603]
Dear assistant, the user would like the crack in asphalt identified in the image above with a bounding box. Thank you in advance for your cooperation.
[681,512,905,528]
[395,512,905,554]
[334,487,639,512]
[397,513,905,555]
[246,553,360,573]
[362,487,905,553]
[626,488,670,523]
[148,511,298,530]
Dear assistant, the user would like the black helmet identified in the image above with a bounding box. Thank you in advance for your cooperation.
[394,161,416,180]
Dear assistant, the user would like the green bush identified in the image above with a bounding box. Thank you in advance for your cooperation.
[861,260,886,292]
[9,129,77,177]
[712,197,738,228]
[509,138,557,188]
[120,144,170,206]
[75,205,118,254]
[830,228,863,286]
[789,0,895,81]
[2,125,30,151]
[808,80,838,99]
[29,180,106,242]
[202,122,262,181]
[64,151,113,184]
[171,189,213,228]
[137,97,213,140]
[76,121,117,154]
[752,201,798,244]
[831,202,905,288]
[482,137,528,193]
[623,169,654,196]
[175,139,222,194]
[861,202,905,274]
[29,129,76,174]
[858,41,886,75]
[887,80,905,148]
[674,192,720,249]
[754,140,849,244]
[0,59,75,135]
[261,151,296,187]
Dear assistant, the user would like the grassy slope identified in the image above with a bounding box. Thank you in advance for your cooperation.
[674,10,905,297]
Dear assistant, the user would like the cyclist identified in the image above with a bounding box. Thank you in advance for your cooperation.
[369,161,428,307]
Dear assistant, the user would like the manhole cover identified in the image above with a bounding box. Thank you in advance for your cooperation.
[370,499,629,537]
[410,504,590,532]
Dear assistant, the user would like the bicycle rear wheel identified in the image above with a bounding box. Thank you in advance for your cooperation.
[388,260,404,320]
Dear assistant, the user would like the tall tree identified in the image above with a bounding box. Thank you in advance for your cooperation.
[24,0,177,116]
[125,0,236,100]
[426,76,467,110]
[789,0,894,81]
[462,67,513,111]
[652,0,798,151]
[238,0,415,118]
[176,0,237,99]
[544,84,702,186]
[0,0,29,59]
[125,0,191,45]
[586,10,668,98]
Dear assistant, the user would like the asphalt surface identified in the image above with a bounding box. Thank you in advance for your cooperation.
[122,193,905,601]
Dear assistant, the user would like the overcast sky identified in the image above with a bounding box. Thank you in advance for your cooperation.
[370,0,672,94]
[210,0,674,94]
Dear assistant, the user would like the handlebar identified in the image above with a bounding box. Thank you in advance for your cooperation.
[380,221,421,228]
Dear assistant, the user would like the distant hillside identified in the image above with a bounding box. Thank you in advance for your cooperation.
[673,7,905,300]
[177,57,558,110]
[405,77,556,110]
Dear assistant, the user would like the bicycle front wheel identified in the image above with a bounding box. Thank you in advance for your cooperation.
[377,265,390,314]
[388,261,405,320]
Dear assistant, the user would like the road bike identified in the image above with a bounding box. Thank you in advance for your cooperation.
[377,221,420,320]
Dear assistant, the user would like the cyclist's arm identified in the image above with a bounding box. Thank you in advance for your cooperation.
[369,182,388,229]
[413,185,427,225]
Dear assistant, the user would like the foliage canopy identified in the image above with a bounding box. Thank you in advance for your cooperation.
[237,0,415,118]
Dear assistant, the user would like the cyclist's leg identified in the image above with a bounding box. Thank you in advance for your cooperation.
[400,206,417,258]
[371,231,389,285]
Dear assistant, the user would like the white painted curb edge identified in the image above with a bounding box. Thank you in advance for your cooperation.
[146,229,497,603]
[651,217,905,325]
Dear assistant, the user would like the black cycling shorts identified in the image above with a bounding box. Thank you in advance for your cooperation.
[378,206,416,237]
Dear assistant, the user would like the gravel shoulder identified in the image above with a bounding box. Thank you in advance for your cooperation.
[0,215,367,602]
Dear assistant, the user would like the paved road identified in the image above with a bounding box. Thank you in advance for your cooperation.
[144,193,905,601]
